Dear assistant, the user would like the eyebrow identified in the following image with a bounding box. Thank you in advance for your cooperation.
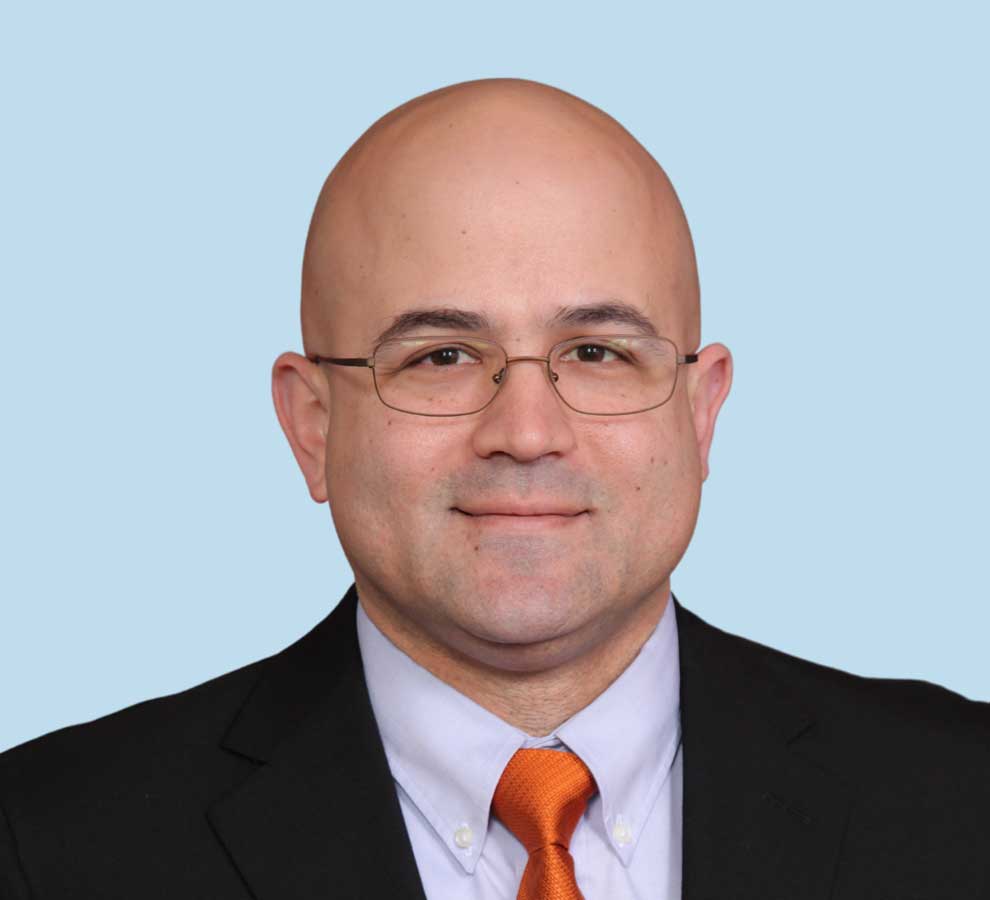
[373,308,494,346]
[371,300,660,346]
[547,301,660,338]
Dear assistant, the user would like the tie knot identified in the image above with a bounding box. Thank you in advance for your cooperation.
[492,749,597,854]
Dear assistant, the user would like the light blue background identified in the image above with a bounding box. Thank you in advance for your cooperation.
[2,1,987,753]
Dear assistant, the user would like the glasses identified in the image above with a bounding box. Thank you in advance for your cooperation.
[309,334,698,417]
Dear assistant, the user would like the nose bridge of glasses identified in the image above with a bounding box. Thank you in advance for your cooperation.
[494,354,559,386]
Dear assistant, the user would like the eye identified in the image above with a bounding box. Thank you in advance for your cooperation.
[559,342,628,363]
[407,345,482,368]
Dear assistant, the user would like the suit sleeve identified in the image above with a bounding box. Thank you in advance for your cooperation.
[0,801,33,900]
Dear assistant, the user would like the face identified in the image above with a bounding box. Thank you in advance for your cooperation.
[279,91,731,675]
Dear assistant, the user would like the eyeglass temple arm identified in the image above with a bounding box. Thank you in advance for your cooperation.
[308,355,373,367]
[679,353,699,364]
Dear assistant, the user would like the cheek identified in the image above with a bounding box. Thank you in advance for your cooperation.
[593,413,702,588]
[325,411,453,530]
[589,411,700,522]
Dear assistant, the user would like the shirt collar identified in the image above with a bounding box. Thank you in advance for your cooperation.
[555,595,681,866]
[356,592,681,872]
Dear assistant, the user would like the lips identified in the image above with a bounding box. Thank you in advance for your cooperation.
[453,504,587,517]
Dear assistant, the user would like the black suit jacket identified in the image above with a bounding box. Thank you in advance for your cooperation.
[2,587,988,899]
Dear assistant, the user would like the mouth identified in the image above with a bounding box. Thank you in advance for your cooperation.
[452,506,590,524]
[453,502,588,516]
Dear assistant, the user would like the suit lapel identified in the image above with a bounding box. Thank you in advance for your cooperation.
[675,599,851,900]
[207,587,427,900]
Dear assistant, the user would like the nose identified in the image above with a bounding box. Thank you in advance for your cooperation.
[469,356,577,462]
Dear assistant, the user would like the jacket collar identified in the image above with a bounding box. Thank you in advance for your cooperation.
[207,585,427,900]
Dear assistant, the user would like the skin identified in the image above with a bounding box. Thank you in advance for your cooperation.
[272,78,733,735]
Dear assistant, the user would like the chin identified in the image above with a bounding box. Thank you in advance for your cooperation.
[456,611,600,674]
[452,575,602,648]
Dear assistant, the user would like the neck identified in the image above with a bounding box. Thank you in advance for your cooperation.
[358,585,669,736]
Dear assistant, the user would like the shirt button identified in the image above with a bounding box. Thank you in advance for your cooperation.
[453,825,474,849]
[612,819,633,846]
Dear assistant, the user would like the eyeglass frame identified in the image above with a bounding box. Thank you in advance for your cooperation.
[308,333,699,417]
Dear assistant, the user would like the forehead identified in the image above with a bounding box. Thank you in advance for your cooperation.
[345,181,675,336]
[369,126,662,265]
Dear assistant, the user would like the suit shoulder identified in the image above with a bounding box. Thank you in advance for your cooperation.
[0,652,269,816]
[757,633,985,741]
[678,603,990,757]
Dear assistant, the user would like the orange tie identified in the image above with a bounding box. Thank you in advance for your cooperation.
[492,749,597,900]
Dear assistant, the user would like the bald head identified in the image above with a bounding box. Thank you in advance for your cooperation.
[300,78,700,355]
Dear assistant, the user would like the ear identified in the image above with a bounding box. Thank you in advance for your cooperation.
[271,352,331,503]
[685,342,733,482]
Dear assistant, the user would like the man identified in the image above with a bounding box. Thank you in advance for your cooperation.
[1,78,987,899]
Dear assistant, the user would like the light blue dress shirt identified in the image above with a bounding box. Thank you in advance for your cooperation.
[356,594,682,899]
